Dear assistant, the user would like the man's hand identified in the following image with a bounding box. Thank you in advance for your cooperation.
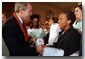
[45,45,49,47]
[36,45,44,55]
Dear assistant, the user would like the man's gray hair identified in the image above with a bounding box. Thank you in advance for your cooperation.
[15,2,29,12]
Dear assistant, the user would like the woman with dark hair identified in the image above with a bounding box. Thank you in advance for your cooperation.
[27,15,45,47]
[30,15,40,29]
[49,17,58,26]
[40,10,81,56]
[73,4,82,34]
[44,17,58,34]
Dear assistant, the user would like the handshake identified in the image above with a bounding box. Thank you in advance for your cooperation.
[28,37,49,55]
[36,44,49,55]
[36,45,45,55]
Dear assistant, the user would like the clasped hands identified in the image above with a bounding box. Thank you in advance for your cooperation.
[36,45,49,55]
[30,38,49,55]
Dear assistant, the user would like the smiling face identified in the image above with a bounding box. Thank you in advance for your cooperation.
[49,19,54,26]
[74,7,82,19]
[58,13,70,29]
[33,18,39,27]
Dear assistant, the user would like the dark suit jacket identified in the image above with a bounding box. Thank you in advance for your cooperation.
[44,33,49,45]
[2,16,39,56]
[51,27,81,56]
[79,39,82,56]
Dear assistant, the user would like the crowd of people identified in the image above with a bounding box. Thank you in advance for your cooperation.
[2,2,82,56]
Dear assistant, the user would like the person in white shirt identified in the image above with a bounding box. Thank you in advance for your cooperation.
[73,4,82,34]
[44,17,59,45]
[48,23,61,45]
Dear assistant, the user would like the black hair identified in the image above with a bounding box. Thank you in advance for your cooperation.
[74,4,82,11]
[61,10,76,26]
[30,15,40,29]
[51,17,58,23]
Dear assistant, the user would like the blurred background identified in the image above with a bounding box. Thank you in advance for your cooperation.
[2,2,81,24]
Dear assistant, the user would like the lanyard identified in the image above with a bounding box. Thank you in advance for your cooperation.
[13,13,30,42]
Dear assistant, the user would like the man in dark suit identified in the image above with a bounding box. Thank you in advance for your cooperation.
[2,2,43,56]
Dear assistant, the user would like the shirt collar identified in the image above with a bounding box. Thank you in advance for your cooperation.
[16,14,23,24]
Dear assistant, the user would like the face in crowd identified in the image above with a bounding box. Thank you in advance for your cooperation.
[17,3,32,22]
[49,19,54,26]
[74,5,82,20]
[58,13,69,29]
[33,18,39,27]
[58,11,75,30]
[2,13,6,23]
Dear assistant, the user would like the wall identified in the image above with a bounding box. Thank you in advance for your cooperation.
[31,2,63,24]
[2,2,15,18]
[2,2,79,24]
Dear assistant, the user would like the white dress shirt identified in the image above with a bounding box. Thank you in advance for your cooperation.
[48,23,61,45]
[16,14,23,24]
[43,47,64,56]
